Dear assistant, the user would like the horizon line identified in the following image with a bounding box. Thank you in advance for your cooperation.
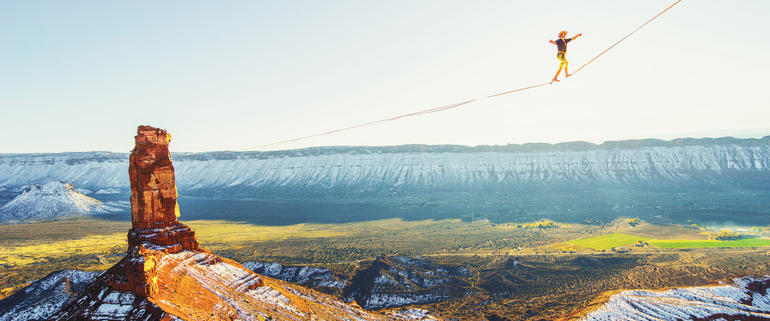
[3,133,769,155]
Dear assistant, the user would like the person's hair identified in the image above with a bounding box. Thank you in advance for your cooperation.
[559,31,568,38]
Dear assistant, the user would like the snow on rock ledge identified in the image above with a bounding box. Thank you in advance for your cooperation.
[581,276,770,320]
[0,270,99,321]
[243,261,348,290]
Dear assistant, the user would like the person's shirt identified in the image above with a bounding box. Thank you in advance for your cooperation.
[555,38,571,52]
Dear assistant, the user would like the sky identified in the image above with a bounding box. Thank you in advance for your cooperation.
[1,0,769,153]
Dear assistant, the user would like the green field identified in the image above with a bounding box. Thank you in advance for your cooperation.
[649,238,770,248]
[569,232,770,250]
[568,233,647,250]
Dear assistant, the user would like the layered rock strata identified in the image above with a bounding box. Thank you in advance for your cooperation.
[114,126,201,296]
[51,125,421,321]
[128,126,182,229]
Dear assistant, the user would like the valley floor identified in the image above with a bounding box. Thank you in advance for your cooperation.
[1,217,769,320]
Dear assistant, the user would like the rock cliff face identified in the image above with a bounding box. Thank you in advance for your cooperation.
[2,137,769,225]
[49,126,432,321]
[118,126,200,297]
[128,126,181,229]
[50,126,205,319]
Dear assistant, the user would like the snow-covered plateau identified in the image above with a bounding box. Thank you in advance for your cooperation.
[0,137,768,196]
[1,137,769,224]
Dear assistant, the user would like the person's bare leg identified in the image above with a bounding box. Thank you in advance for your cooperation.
[565,61,572,77]
[552,64,563,83]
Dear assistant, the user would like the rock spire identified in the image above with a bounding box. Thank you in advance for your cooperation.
[119,126,200,296]
[51,125,415,321]
[129,126,180,229]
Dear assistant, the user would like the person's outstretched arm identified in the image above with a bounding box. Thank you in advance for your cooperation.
[549,40,556,45]
[570,33,583,41]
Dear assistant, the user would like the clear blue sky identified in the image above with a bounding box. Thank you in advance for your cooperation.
[1,1,768,153]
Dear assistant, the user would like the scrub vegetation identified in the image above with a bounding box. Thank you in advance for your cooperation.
[2,217,770,320]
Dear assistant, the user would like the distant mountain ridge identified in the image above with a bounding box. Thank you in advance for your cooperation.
[1,136,769,225]
[1,136,768,194]
[3,135,769,160]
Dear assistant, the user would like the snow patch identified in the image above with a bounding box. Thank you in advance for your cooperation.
[582,276,770,320]
[0,181,118,223]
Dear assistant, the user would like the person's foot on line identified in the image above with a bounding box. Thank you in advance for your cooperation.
[566,73,572,78]
[551,78,560,83]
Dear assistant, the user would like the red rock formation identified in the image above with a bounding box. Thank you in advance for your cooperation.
[127,126,198,254]
[129,126,180,229]
[51,125,432,321]
[112,126,201,297]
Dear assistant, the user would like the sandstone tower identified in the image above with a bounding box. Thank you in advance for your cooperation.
[129,126,180,229]
[51,125,403,321]
[118,126,200,296]
[124,126,199,257]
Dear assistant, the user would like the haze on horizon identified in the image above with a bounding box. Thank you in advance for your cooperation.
[1,1,769,153]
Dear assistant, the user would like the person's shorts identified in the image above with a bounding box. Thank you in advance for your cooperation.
[557,52,567,62]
